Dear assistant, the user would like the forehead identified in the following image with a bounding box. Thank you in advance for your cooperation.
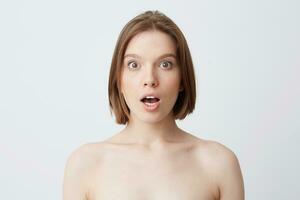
[124,30,177,59]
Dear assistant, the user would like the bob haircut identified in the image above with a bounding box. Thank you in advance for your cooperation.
[108,10,196,125]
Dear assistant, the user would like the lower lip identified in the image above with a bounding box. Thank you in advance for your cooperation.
[142,101,160,111]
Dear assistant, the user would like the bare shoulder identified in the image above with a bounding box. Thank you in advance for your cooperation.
[63,142,106,200]
[194,139,245,200]
[182,132,238,159]
[65,142,104,170]
[197,139,240,165]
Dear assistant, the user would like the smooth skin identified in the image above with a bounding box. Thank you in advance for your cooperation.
[63,30,245,200]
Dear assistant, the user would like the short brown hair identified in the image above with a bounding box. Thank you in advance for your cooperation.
[108,10,196,124]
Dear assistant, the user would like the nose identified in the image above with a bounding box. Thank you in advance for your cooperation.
[143,67,159,88]
[144,79,158,87]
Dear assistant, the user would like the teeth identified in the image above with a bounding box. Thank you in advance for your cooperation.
[141,95,160,103]
[145,96,155,99]
[141,96,160,103]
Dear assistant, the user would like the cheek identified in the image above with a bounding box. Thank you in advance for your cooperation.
[121,74,137,95]
[163,75,181,90]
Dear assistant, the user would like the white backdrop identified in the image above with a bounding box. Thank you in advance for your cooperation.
[0,0,299,199]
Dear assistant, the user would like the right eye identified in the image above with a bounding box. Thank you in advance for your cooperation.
[127,61,139,69]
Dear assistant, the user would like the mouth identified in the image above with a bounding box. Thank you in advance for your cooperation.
[140,96,160,104]
[140,96,161,111]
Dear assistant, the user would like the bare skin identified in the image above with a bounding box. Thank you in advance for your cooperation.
[63,129,244,200]
[63,30,244,199]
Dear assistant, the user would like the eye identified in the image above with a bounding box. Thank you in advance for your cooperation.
[127,61,139,69]
[159,61,173,69]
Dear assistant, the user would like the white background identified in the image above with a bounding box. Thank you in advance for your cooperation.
[0,0,299,199]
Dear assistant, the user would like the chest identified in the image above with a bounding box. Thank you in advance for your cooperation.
[88,150,218,200]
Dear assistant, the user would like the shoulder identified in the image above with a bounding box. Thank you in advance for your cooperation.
[199,140,240,166]
[195,139,243,179]
[63,142,106,199]
[195,140,244,199]
[65,143,102,169]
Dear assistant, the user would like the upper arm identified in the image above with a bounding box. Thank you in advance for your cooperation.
[208,141,245,200]
[63,144,92,200]
[210,142,245,200]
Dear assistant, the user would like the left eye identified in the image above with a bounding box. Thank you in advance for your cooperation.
[160,61,172,69]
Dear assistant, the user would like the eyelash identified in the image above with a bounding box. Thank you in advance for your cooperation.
[127,60,174,70]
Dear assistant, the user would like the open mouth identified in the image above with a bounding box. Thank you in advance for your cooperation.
[140,96,161,111]
[140,97,160,104]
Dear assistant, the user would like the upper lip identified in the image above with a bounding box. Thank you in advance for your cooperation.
[140,93,161,101]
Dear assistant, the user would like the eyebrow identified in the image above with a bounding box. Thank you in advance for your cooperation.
[123,53,177,60]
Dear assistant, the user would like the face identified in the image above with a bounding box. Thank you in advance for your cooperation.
[120,30,182,124]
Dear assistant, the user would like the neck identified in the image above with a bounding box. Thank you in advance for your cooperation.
[120,112,183,147]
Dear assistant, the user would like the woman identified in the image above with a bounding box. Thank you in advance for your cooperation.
[63,10,244,200]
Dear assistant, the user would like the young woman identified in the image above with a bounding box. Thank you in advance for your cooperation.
[63,10,245,200]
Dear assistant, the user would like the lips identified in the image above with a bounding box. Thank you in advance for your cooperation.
[140,94,161,102]
[141,97,160,103]
[139,93,161,111]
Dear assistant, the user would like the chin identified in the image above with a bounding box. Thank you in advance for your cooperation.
[128,103,175,124]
